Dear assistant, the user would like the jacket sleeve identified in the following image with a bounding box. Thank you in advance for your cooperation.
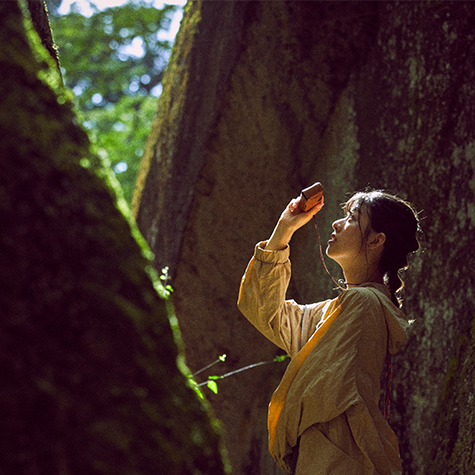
[237,241,306,356]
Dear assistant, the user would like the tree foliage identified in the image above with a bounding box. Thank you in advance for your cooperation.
[46,0,178,202]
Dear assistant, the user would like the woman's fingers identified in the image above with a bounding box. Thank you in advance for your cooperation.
[266,196,324,251]
[279,196,323,231]
[289,195,324,216]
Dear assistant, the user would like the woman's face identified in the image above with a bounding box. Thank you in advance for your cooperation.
[326,205,370,264]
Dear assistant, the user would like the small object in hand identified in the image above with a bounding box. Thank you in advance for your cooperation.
[299,182,324,211]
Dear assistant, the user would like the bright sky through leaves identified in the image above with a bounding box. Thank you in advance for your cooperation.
[58,0,186,44]
[50,0,187,201]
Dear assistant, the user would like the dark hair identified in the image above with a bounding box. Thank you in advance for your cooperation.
[344,191,420,307]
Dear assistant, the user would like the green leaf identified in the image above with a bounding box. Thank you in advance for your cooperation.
[206,380,218,394]
[218,354,226,362]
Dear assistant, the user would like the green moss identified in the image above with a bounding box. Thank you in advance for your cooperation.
[0,1,227,473]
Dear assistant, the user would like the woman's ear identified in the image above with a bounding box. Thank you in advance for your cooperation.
[367,231,386,249]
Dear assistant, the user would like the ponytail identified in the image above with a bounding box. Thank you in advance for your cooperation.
[386,269,404,308]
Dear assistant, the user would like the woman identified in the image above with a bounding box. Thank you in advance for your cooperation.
[237,189,420,475]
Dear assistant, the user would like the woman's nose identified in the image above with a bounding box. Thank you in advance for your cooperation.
[332,219,343,231]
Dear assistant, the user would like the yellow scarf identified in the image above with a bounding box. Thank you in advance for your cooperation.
[268,296,344,453]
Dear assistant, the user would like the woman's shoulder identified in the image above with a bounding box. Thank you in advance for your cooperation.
[339,285,386,308]
[337,284,408,328]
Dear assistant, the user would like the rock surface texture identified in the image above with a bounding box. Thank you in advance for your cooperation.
[0,1,226,473]
[134,1,475,474]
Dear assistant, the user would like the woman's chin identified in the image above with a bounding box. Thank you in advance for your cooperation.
[325,247,340,265]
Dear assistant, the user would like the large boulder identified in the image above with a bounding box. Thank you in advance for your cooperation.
[0,2,226,473]
[134,1,475,474]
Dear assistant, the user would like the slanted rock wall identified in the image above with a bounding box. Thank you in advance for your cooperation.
[0,2,226,473]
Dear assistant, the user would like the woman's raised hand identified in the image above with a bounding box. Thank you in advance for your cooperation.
[265,196,324,251]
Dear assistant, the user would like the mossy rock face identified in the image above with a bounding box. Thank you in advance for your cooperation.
[0,2,226,474]
[134,1,475,474]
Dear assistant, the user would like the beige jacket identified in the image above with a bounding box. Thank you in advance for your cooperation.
[238,242,410,475]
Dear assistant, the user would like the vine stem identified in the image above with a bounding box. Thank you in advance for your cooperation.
[190,356,225,377]
[196,359,280,387]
